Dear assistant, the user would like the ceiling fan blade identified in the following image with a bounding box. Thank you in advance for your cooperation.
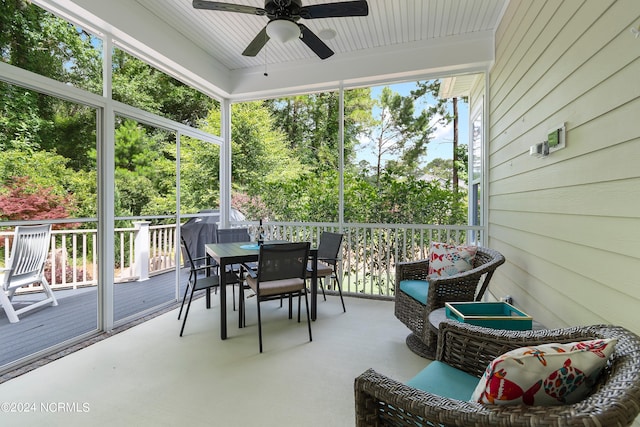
[299,24,334,59]
[242,26,270,57]
[299,0,369,19]
[192,0,266,16]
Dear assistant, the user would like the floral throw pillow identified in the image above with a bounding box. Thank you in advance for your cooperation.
[427,242,478,278]
[470,338,617,406]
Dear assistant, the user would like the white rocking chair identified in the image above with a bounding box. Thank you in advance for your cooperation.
[0,224,58,323]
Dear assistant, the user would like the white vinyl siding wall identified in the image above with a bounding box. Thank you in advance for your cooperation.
[484,0,640,337]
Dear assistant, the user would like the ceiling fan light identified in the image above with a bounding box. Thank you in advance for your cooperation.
[266,19,300,43]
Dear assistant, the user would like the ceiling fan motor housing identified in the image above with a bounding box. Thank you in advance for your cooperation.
[265,0,302,20]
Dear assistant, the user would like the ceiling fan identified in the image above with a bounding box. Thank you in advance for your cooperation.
[192,0,369,60]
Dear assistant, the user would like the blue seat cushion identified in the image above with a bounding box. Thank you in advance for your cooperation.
[406,361,480,402]
[399,279,429,304]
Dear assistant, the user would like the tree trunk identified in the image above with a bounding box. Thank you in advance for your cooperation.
[452,97,459,194]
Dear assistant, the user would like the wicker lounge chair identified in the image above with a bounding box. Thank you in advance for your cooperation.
[394,246,505,357]
[355,321,640,427]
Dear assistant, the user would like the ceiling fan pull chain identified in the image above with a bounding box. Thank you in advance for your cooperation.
[264,41,269,77]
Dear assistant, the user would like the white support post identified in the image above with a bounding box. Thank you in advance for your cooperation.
[133,221,150,281]
[220,98,232,228]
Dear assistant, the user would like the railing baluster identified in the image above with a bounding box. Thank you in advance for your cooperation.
[92,233,97,284]
[82,233,88,285]
[51,235,58,287]
[72,234,77,288]
[118,231,124,280]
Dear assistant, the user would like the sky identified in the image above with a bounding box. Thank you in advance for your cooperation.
[355,81,469,167]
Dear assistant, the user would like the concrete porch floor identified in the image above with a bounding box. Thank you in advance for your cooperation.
[0,293,428,426]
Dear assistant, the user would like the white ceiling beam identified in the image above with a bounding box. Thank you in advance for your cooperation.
[227,32,495,101]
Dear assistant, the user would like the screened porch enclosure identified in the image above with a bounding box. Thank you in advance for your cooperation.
[5,0,638,383]
[1,0,486,372]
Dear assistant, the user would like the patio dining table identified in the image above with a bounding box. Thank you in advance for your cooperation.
[205,241,318,340]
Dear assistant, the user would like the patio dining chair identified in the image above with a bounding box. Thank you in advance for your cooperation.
[306,231,345,312]
[178,236,220,336]
[216,227,251,244]
[242,242,311,353]
[0,224,58,323]
[216,227,253,314]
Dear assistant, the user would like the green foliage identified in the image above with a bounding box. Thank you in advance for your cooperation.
[341,170,466,225]
[0,149,67,189]
[343,169,380,222]
[0,176,75,222]
[179,136,221,213]
[43,106,97,171]
[359,83,447,183]
[305,170,339,222]
[113,119,177,217]
[424,145,468,189]
[0,0,100,164]
[0,0,102,92]
[67,169,97,218]
[1,0,471,230]
[260,83,469,225]
[115,119,159,172]
[0,83,46,151]
[111,49,215,125]
[265,89,374,172]
[454,143,469,184]
[0,148,97,220]
[200,101,309,220]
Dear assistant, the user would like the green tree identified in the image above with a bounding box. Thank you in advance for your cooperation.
[0,2,216,221]
[361,83,448,185]
[412,82,468,194]
[115,169,155,217]
[266,88,373,172]
[262,89,373,221]
[423,146,468,190]
[0,149,75,195]
[0,149,96,220]
[0,0,101,164]
[112,119,177,217]
[0,0,102,90]
[111,49,215,125]
[179,136,221,213]
[343,169,381,222]
[199,101,308,220]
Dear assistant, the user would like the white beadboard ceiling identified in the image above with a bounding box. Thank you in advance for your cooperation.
[42,0,508,99]
[135,0,506,71]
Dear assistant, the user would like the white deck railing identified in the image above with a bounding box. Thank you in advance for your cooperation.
[2,221,483,297]
[246,222,484,296]
[1,223,178,293]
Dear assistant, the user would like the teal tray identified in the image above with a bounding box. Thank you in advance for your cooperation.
[445,301,533,331]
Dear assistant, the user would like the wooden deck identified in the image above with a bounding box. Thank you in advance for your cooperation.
[0,269,190,368]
